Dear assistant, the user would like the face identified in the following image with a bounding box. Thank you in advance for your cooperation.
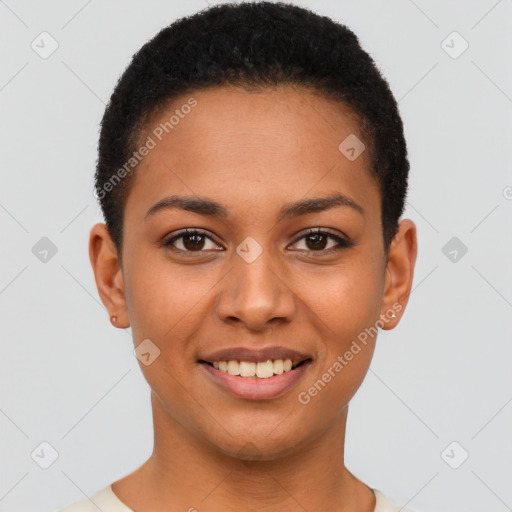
[90,85,417,461]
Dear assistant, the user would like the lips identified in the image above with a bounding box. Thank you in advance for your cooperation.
[197,346,313,400]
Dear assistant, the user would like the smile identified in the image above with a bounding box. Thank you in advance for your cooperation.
[203,358,309,378]
[197,346,313,399]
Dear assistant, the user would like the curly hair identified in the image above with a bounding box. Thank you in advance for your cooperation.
[94,1,409,262]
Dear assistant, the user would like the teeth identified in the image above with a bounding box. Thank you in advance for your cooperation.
[211,358,300,378]
[273,359,284,375]
[239,361,256,377]
[256,360,274,378]
[227,360,240,376]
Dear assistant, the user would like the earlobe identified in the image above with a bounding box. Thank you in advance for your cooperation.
[89,223,130,328]
[379,219,418,330]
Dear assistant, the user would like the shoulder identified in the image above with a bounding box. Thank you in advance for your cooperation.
[373,489,423,512]
[57,484,132,512]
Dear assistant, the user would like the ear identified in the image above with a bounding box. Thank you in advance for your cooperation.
[379,219,418,330]
[89,223,129,328]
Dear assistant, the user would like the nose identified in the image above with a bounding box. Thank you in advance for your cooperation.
[215,249,296,332]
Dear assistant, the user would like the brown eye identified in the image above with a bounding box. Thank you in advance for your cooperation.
[163,229,223,253]
[290,229,353,253]
[181,233,206,251]
[304,232,329,250]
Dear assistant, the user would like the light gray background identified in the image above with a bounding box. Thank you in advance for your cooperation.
[1,1,511,511]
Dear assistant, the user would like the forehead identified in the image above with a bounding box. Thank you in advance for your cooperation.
[126,85,379,223]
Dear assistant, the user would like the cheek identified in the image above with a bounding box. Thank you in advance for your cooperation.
[295,271,380,417]
[123,252,223,355]
[293,257,383,406]
[299,260,383,347]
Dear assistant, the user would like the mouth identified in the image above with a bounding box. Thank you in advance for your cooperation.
[197,347,313,400]
[198,358,311,378]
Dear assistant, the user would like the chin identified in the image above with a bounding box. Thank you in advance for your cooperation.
[220,440,300,463]
[202,420,311,463]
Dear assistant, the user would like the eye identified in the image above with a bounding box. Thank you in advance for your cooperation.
[289,228,353,254]
[163,229,223,253]
[162,228,353,256]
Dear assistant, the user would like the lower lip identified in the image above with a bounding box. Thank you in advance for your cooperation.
[199,361,312,400]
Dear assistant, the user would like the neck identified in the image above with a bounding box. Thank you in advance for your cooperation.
[112,392,375,511]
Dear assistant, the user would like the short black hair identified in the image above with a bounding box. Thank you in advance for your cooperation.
[94,1,409,262]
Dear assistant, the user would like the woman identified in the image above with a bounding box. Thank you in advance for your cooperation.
[62,2,418,510]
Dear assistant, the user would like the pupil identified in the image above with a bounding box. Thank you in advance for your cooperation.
[184,234,204,251]
[306,234,327,250]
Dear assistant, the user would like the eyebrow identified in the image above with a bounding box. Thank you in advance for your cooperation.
[144,192,365,222]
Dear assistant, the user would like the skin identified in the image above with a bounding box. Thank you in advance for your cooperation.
[89,84,417,511]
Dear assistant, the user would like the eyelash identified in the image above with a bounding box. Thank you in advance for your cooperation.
[162,228,353,256]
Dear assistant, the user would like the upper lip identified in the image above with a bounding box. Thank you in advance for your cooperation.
[199,346,313,365]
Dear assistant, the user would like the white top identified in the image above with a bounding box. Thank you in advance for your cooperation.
[59,484,421,511]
